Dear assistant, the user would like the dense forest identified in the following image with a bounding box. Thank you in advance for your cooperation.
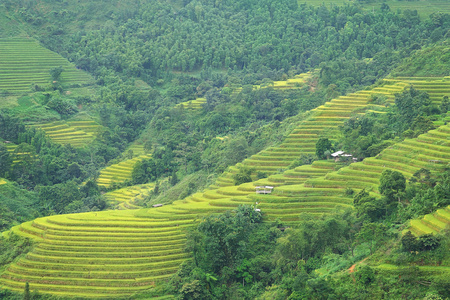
[0,0,449,299]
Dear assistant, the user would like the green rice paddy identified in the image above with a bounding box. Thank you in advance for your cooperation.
[408,205,450,236]
[176,97,206,110]
[97,146,152,188]
[31,119,102,148]
[0,37,93,97]
[104,183,154,209]
[2,76,450,297]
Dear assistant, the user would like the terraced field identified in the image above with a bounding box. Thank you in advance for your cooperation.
[31,120,101,148]
[176,97,206,110]
[4,142,38,164]
[299,0,450,18]
[255,71,313,90]
[212,79,409,187]
[104,183,154,209]
[383,76,450,105]
[169,124,449,225]
[3,211,188,298]
[2,77,449,297]
[0,37,92,96]
[408,205,450,236]
[4,143,17,154]
[3,123,449,297]
[97,149,152,188]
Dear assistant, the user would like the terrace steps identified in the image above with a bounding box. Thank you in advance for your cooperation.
[97,154,152,187]
[408,206,450,236]
[3,210,188,296]
[3,77,450,298]
[0,37,92,95]
[104,183,154,209]
[31,120,101,148]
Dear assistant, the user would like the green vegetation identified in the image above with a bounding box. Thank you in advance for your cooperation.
[392,44,450,77]
[98,152,152,188]
[2,79,449,298]
[0,0,449,298]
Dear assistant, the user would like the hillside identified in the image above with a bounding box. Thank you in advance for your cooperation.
[0,0,449,298]
[1,76,449,298]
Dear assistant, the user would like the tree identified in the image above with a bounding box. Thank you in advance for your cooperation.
[401,231,419,252]
[379,169,406,205]
[180,280,207,300]
[315,138,333,160]
[355,222,387,255]
[0,143,12,177]
[23,282,30,300]
[37,181,81,214]
[353,189,386,221]
[170,171,179,186]
[395,86,431,130]
[50,66,64,81]
[224,136,248,166]
[440,96,449,113]
[355,265,375,286]
[131,160,147,184]
[187,205,261,276]
[233,167,253,185]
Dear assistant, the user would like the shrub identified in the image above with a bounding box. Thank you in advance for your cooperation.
[233,168,253,185]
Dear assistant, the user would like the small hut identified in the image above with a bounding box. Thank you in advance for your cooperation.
[152,204,163,208]
[255,186,274,194]
[331,151,353,162]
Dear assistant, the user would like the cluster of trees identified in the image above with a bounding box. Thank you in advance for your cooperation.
[352,167,449,225]
[338,87,447,159]
[167,202,449,299]
[131,148,176,184]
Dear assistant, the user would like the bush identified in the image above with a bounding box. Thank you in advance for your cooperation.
[402,231,440,252]
[233,168,253,185]
[46,97,78,116]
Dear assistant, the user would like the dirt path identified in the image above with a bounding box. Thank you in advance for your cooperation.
[348,257,369,282]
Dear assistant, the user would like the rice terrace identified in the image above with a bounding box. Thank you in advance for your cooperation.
[0,0,449,299]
